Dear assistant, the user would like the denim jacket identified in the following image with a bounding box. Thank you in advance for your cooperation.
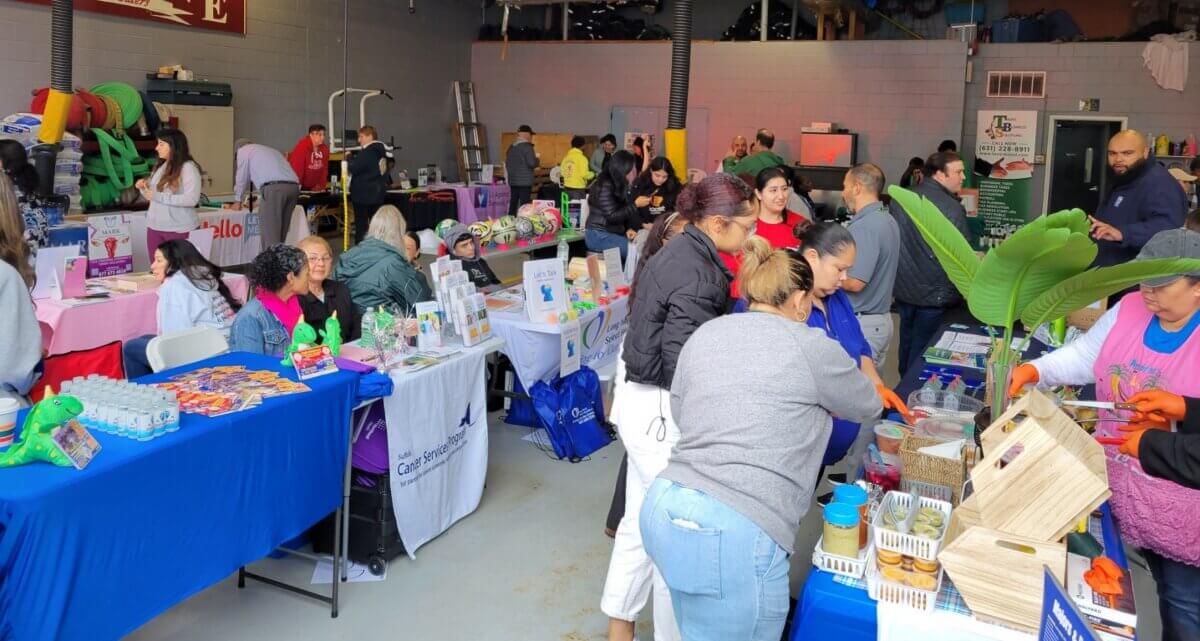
[229,298,289,357]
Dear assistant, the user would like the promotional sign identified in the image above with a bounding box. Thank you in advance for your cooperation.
[578,296,629,374]
[522,258,568,321]
[560,320,581,378]
[15,0,246,34]
[86,214,133,278]
[974,110,1038,250]
[198,209,262,266]
[291,345,338,381]
[382,351,489,556]
[1039,567,1101,641]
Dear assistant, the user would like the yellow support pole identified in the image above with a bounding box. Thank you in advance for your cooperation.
[664,128,688,184]
[38,89,73,145]
[341,160,351,251]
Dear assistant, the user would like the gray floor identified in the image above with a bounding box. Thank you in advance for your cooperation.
[129,247,1162,640]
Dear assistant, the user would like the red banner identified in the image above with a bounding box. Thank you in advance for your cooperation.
[15,0,246,35]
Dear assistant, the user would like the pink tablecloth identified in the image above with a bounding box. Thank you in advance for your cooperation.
[432,184,511,224]
[34,275,250,355]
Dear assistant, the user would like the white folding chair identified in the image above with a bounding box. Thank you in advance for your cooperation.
[549,166,563,187]
[146,327,230,373]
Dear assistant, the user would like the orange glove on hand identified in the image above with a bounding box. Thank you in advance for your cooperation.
[877,384,915,426]
[1007,363,1040,398]
[1118,429,1147,458]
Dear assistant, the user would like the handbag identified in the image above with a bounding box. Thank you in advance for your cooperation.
[529,367,613,462]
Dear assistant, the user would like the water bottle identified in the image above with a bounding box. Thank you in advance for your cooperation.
[360,307,376,349]
[557,239,569,274]
[165,399,180,433]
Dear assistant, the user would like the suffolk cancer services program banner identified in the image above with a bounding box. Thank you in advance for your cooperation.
[974,110,1038,250]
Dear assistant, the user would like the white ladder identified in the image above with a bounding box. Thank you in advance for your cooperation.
[453,81,486,184]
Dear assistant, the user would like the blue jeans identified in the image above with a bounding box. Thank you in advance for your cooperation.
[1144,549,1200,641]
[123,335,155,380]
[585,228,629,262]
[640,479,791,641]
[896,302,946,377]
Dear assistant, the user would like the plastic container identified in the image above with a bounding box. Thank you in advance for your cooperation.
[812,537,870,579]
[0,397,19,450]
[834,484,870,549]
[822,502,861,559]
[866,548,943,612]
[907,388,983,423]
[874,421,908,454]
[872,491,953,561]
[914,417,970,443]
[863,454,902,492]
[900,478,954,503]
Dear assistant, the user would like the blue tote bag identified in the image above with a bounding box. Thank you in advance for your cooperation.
[529,367,613,462]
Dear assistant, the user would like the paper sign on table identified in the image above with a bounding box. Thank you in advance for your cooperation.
[52,419,101,470]
[86,214,133,278]
[456,293,491,347]
[522,258,568,321]
[560,320,581,378]
[415,301,444,350]
[602,247,625,292]
[32,244,81,299]
[54,255,88,300]
[291,345,339,380]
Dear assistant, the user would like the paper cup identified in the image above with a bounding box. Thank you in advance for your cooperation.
[0,397,20,450]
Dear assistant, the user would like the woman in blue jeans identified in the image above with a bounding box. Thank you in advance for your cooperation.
[641,237,882,641]
[585,150,640,261]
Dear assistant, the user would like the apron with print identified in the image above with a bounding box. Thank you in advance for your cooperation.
[1094,293,1200,565]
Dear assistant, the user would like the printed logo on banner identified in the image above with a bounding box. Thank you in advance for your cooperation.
[14,0,248,34]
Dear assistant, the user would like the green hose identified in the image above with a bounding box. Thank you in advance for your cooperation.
[90,82,142,130]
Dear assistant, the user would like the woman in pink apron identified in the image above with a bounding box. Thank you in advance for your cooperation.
[1011,229,1200,641]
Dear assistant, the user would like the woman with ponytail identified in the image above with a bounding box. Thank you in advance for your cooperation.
[640,236,882,641]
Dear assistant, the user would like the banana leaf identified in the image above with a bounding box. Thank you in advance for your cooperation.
[887,185,979,300]
[1020,258,1200,330]
[966,209,1096,328]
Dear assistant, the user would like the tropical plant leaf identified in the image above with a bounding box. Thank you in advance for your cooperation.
[1020,258,1200,330]
[967,209,1097,328]
[887,185,979,299]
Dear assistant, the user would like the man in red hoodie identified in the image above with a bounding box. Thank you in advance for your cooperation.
[288,124,330,192]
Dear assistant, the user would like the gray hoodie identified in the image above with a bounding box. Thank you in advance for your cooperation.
[662,312,882,552]
[444,224,500,288]
[0,261,42,405]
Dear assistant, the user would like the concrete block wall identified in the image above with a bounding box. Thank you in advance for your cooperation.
[963,42,1200,213]
[471,40,967,185]
[0,0,480,180]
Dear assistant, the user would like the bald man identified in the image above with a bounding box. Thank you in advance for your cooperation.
[1090,130,1189,267]
[721,135,749,173]
[729,129,785,178]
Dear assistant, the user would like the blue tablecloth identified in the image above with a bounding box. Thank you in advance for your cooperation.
[0,352,362,641]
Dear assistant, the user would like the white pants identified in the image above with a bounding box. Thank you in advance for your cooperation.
[858,313,894,371]
[600,380,681,641]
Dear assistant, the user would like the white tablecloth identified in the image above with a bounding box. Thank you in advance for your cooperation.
[490,296,629,385]
[877,603,1034,641]
[117,206,309,270]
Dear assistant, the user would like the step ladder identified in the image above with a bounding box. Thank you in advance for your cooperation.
[453,81,487,184]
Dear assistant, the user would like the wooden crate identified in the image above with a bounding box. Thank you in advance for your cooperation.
[967,390,1110,543]
[938,525,1067,631]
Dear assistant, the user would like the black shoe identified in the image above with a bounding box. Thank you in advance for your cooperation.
[826,472,848,484]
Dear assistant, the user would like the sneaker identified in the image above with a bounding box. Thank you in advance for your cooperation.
[827,472,848,484]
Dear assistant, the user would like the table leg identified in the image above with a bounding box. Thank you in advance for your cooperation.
[237,566,245,588]
[331,505,341,618]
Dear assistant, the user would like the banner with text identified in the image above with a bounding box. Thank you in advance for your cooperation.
[16,0,246,34]
[974,110,1038,250]
[382,351,489,557]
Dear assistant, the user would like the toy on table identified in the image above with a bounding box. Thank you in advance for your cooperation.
[320,311,343,357]
[282,315,319,367]
[0,388,82,468]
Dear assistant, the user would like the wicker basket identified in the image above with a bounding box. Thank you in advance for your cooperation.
[899,435,968,505]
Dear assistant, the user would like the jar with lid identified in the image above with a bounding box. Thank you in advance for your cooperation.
[822,502,861,558]
[833,484,870,549]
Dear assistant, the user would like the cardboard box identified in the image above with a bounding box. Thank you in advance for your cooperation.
[1066,552,1136,639]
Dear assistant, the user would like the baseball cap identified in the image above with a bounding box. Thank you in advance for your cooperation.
[1168,167,1197,182]
[1135,228,1200,287]
[517,124,535,134]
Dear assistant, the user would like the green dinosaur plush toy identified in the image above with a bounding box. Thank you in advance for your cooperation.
[0,388,84,468]
[282,315,319,367]
[320,311,343,357]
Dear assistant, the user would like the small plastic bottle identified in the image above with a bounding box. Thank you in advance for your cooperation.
[360,307,377,349]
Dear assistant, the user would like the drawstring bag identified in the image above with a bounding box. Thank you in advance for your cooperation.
[529,366,612,462]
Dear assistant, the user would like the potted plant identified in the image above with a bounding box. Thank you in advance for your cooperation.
[887,185,1200,415]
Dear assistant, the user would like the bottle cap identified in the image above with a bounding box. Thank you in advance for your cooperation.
[832,484,868,507]
[824,502,860,527]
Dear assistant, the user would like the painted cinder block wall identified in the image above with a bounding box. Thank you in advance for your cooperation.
[0,0,481,180]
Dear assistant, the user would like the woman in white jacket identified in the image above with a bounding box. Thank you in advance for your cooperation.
[122,239,241,378]
[136,128,201,262]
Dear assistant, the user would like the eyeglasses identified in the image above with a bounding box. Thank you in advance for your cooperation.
[306,255,332,264]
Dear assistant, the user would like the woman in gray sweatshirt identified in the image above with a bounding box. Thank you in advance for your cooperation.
[0,176,43,406]
[640,236,881,641]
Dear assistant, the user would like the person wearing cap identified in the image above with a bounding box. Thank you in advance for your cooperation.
[1170,166,1198,208]
[1089,130,1189,269]
[1009,228,1200,641]
[506,125,539,216]
[228,139,301,250]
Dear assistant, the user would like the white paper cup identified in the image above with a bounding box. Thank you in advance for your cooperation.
[0,397,20,450]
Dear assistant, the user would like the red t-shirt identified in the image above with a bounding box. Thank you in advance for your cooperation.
[288,136,330,191]
[722,210,806,298]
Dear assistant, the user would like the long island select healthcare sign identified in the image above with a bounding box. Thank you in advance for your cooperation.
[16,0,245,34]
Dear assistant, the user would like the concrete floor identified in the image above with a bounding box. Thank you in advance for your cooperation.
[129,245,1162,640]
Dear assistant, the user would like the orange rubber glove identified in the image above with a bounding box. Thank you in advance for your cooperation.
[1007,363,1040,398]
[1119,429,1147,458]
[877,384,915,426]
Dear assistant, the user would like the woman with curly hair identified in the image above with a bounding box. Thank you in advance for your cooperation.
[230,244,310,356]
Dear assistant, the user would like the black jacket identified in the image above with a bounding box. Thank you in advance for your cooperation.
[349,141,388,206]
[1093,161,1189,268]
[891,179,971,308]
[298,279,361,344]
[623,225,732,389]
[632,181,680,227]
[586,177,638,234]
[1139,396,1200,490]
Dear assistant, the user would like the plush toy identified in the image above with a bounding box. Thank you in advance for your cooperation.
[435,218,458,240]
[0,388,83,468]
[320,311,343,357]
[282,315,319,367]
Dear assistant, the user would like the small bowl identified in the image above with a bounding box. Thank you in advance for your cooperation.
[874,421,909,455]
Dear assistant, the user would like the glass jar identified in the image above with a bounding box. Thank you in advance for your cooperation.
[833,484,870,550]
[822,502,861,559]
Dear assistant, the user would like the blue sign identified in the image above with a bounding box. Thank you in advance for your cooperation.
[1039,567,1100,641]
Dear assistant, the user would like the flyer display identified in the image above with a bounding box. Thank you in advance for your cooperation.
[973,110,1038,250]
